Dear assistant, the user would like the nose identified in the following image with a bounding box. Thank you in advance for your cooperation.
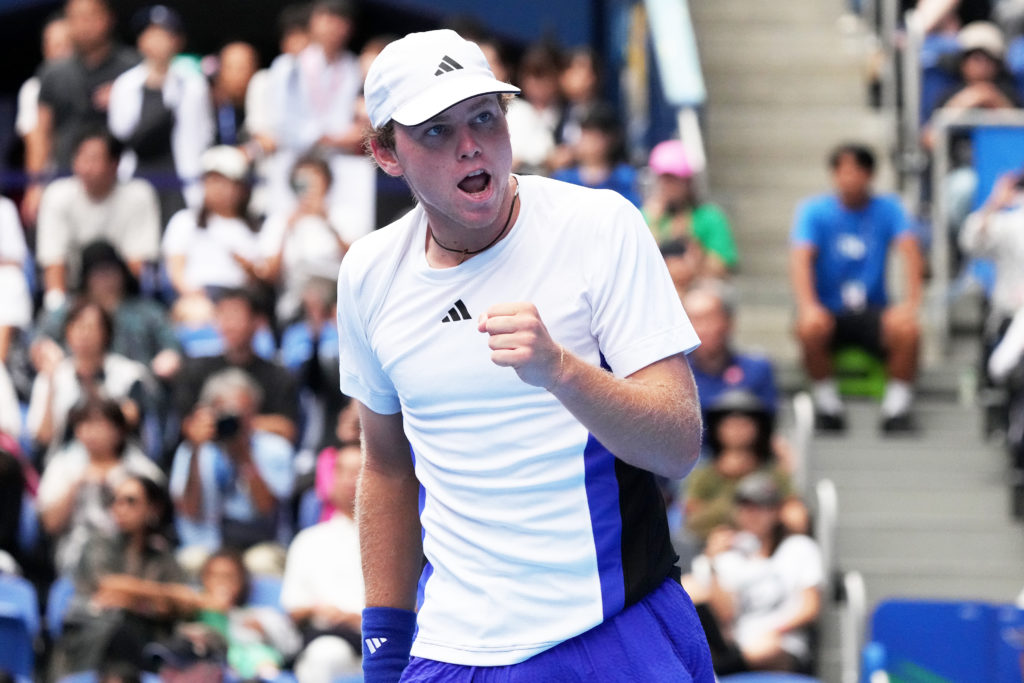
[456,125,481,160]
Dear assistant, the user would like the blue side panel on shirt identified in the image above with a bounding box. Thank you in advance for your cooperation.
[583,434,625,621]
[413,445,433,622]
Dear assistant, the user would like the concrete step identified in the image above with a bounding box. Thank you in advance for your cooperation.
[706,75,866,108]
[690,0,841,27]
[704,107,892,154]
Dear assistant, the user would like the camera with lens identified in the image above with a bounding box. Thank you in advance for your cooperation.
[214,412,242,440]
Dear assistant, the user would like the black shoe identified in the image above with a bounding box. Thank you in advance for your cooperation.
[880,412,917,435]
[814,411,847,433]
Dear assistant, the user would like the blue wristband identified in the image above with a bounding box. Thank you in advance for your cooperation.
[362,606,417,683]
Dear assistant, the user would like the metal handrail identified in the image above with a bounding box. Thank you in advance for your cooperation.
[840,570,868,683]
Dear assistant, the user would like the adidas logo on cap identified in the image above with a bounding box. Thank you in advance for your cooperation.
[434,55,463,76]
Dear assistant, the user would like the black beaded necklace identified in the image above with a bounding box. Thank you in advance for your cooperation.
[428,180,519,260]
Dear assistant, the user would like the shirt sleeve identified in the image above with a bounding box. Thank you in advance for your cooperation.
[0,198,27,264]
[584,195,700,377]
[162,210,194,257]
[279,531,311,610]
[790,199,819,247]
[121,182,162,261]
[258,214,287,258]
[885,196,914,242]
[336,249,402,415]
[35,182,71,267]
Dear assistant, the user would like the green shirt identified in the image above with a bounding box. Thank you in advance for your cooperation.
[645,203,739,268]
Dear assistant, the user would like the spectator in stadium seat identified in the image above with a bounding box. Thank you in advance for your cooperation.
[108,5,213,225]
[37,396,163,575]
[259,155,349,323]
[961,171,1024,385]
[790,143,923,434]
[50,473,182,679]
[553,47,606,162]
[35,128,161,308]
[681,391,806,547]
[162,145,263,306]
[209,42,261,149]
[266,0,367,229]
[552,103,640,207]
[643,140,739,283]
[174,288,299,444]
[682,280,779,418]
[682,472,823,676]
[0,196,33,364]
[506,42,563,175]
[170,368,295,564]
[15,14,72,150]
[282,442,364,683]
[37,240,182,380]
[22,0,138,226]
[27,299,157,461]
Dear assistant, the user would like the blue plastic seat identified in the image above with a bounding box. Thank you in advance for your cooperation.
[47,574,75,639]
[247,574,283,610]
[0,574,40,677]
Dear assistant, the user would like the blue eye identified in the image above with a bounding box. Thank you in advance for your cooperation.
[476,111,493,123]
[424,124,447,137]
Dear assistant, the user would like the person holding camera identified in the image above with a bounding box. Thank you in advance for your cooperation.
[169,368,295,574]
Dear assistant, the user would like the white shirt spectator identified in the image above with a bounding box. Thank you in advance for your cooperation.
[0,196,32,328]
[505,98,559,172]
[37,439,163,574]
[35,176,161,286]
[281,513,364,615]
[15,76,41,139]
[961,203,1024,318]
[26,354,152,461]
[713,534,824,663]
[108,61,214,210]
[162,210,262,293]
[259,212,346,321]
[0,363,20,439]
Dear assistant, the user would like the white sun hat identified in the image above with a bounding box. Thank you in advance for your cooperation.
[364,29,520,129]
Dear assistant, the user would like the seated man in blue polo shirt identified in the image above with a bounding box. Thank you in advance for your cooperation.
[790,143,923,433]
[683,280,778,420]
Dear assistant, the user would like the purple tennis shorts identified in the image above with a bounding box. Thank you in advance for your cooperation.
[400,578,715,682]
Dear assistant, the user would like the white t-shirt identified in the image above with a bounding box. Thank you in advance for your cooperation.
[162,210,262,292]
[280,513,364,615]
[337,175,699,666]
[35,177,161,282]
[0,196,31,327]
[260,212,346,320]
[713,534,824,661]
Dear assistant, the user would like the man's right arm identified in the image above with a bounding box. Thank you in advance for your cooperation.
[357,404,422,610]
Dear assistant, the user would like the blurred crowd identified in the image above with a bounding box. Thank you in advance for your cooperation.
[0,0,958,679]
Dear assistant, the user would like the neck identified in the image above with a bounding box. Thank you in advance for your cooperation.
[840,191,870,209]
[425,176,520,267]
[79,41,112,68]
[74,352,103,376]
[84,180,116,202]
[693,347,730,374]
[223,346,252,365]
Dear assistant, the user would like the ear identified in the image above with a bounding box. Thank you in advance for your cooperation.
[370,139,404,178]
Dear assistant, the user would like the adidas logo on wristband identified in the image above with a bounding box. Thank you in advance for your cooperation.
[365,636,389,655]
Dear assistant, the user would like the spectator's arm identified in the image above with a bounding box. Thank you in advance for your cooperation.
[38,476,81,535]
[895,235,924,309]
[21,104,53,225]
[43,264,66,296]
[910,0,961,34]
[165,254,194,296]
[774,585,822,634]
[234,447,276,516]
[358,404,422,611]
[179,444,204,520]
[789,244,821,312]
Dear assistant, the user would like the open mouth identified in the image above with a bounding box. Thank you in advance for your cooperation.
[457,169,491,195]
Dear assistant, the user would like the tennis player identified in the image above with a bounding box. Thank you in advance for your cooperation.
[338,29,714,682]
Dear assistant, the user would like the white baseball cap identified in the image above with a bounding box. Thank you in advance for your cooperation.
[364,29,520,129]
[201,145,249,181]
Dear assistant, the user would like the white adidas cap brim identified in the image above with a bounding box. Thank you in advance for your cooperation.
[390,73,520,126]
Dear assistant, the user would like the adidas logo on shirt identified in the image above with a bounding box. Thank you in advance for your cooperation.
[434,55,463,76]
[441,299,471,323]
[365,637,388,655]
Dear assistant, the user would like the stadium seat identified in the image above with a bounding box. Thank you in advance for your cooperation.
[833,347,886,399]
[47,574,75,639]
[863,599,1022,682]
[0,573,40,677]
[248,575,283,610]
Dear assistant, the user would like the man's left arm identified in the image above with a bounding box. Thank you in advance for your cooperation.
[479,304,701,479]
[895,234,924,311]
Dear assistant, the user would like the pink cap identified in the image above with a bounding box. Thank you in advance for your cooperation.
[648,140,693,179]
